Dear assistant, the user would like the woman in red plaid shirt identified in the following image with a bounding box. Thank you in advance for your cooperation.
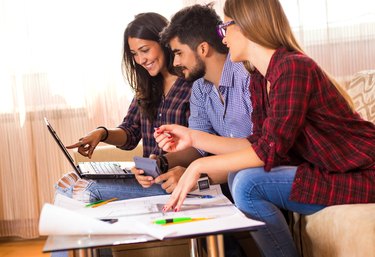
[155,0,375,256]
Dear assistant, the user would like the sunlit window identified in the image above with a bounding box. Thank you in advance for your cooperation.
[281,0,375,42]
[0,0,184,113]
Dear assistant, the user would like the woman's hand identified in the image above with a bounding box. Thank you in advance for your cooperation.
[162,160,202,212]
[154,125,193,152]
[66,129,104,158]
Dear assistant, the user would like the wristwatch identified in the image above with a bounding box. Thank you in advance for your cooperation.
[197,173,210,191]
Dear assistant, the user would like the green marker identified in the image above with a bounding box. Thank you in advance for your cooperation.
[153,217,208,225]
[85,199,105,207]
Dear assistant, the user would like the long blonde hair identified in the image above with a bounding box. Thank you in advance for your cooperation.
[224,0,354,110]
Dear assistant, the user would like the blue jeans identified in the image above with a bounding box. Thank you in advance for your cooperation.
[52,173,168,257]
[54,172,167,202]
[228,166,325,257]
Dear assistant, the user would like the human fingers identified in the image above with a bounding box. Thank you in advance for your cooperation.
[154,129,173,144]
[87,145,97,159]
[137,177,154,188]
[162,189,180,212]
[174,190,188,212]
[155,125,174,134]
[161,180,176,194]
[77,147,89,157]
[131,166,144,175]
[66,141,83,149]
[77,139,98,159]
[132,167,154,187]
[157,173,175,193]
[154,172,169,184]
[172,165,202,211]
[157,137,175,152]
[156,167,184,191]
[76,140,91,157]
[163,179,189,212]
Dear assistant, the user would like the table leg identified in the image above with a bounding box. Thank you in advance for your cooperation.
[72,248,98,257]
[206,234,225,257]
[189,238,199,257]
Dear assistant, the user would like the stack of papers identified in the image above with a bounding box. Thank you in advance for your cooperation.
[39,185,264,240]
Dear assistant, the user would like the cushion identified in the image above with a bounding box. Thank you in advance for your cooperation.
[297,204,375,257]
[73,144,143,163]
[344,70,375,123]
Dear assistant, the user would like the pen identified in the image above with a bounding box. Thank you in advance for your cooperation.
[99,218,118,224]
[187,193,214,199]
[91,197,118,208]
[85,199,105,208]
[153,217,209,225]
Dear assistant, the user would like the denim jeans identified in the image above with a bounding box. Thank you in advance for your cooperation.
[52,173,168,257]
[54,173,167,202]
[228,166,326,257]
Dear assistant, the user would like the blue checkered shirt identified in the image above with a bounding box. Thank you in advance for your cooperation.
[189,55,252,155]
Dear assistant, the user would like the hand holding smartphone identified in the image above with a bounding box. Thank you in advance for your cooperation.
[133,156,161,178]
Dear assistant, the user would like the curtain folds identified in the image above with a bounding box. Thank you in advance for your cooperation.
[0,0,374,239]
[0,0,183,239]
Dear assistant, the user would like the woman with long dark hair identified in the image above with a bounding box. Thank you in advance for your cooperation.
[55,12,191,204]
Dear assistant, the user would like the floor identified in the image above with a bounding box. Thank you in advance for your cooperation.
[0,238,49,257]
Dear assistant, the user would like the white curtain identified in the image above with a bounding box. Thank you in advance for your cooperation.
[189,0,375,83]
[282,0,375,83]
[0,0,374,239]
[0,0,183,239]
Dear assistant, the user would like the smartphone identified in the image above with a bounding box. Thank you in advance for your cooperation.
[133,156,161,178]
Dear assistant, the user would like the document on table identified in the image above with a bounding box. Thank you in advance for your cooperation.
[39,185,264,239]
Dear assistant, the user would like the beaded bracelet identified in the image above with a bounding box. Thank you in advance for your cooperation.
[97,126,109,142]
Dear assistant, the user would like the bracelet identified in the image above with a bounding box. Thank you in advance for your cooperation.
[157,155,169,173]
[97,126,109,142]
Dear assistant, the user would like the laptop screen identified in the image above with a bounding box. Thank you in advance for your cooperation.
[44,117,80,173]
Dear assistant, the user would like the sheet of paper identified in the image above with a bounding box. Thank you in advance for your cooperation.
[38,203,174,239]
[39,185,264,239]
[75,185,229,218]
[53,193,85,210]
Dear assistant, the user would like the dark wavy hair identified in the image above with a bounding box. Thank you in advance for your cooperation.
[122,12,176,122]
[160,3,228,55]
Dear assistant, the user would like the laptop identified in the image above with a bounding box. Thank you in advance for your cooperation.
[44,117,135,179]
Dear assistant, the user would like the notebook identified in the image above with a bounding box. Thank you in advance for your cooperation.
[44,117,135,179]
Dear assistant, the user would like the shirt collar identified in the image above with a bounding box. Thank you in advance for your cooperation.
[265,46,304,83]
[265,47,287,82]
[200,54,233,94]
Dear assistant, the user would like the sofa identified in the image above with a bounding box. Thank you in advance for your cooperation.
[292,70,375,257]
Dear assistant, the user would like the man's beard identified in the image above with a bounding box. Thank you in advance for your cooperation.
[183,56,206,82]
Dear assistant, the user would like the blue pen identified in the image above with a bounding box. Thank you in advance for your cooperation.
[187,193,214,199]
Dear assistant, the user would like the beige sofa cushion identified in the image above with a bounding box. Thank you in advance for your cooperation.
[344,70,375,123]
[298,204,375,257]
[73,144,143,163]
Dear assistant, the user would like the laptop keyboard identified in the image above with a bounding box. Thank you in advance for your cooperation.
[84,162,126,174]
